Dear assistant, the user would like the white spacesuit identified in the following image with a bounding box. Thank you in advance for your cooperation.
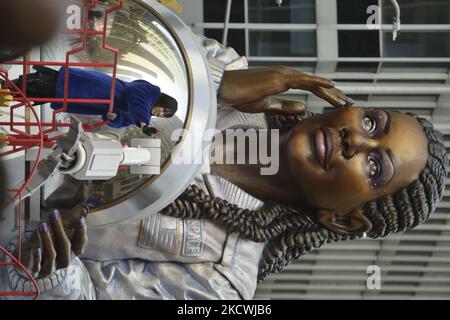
[1,35,269,300]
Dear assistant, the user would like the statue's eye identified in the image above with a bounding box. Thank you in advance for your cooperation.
[368,156,380,178]
[362,114,377,134]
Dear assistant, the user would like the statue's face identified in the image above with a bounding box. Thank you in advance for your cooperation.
[287,107,428,212]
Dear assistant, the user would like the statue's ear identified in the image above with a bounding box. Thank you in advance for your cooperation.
[318,208,372,236]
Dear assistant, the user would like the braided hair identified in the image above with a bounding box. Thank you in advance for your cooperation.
[162,112,448,281]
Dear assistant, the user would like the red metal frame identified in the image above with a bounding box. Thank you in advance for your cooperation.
[0,0,126,299]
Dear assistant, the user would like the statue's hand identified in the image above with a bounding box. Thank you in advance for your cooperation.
[17,206,88,278]
[218,66,354,115]
[310,86,354,109]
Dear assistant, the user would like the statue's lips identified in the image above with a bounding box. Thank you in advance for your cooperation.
[314,127,334,170]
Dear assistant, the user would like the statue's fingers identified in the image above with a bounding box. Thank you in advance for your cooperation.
[49,209,71,269]
[27,248,42,278]
[61,203,89,229]
[266,99,306,116]
[38,222,56,277]
[71,217,87,257]
[232,99,272,114]
[233,97,306,116]
[331,87,354,107]
[287,73,335,90]
[313,87,354,108]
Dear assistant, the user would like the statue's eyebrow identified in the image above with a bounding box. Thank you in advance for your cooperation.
[384,111,392,135]
[386,148,397,184]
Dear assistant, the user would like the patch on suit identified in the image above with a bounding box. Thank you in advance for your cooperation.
[66,264,82,291]
[138,214,180,254]
[181,219,204,257]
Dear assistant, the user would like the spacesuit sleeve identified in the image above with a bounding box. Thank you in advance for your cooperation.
[125,80,161,127]
[0,241,96,300]
[80,259,242,300]
[194,34,248,92]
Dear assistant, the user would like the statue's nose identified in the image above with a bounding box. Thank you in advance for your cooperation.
[341,128,377,158]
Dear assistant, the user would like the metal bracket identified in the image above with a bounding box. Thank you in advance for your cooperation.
[15,117,84,206]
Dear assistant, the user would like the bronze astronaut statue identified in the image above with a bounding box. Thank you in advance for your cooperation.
[1,33,447,299]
